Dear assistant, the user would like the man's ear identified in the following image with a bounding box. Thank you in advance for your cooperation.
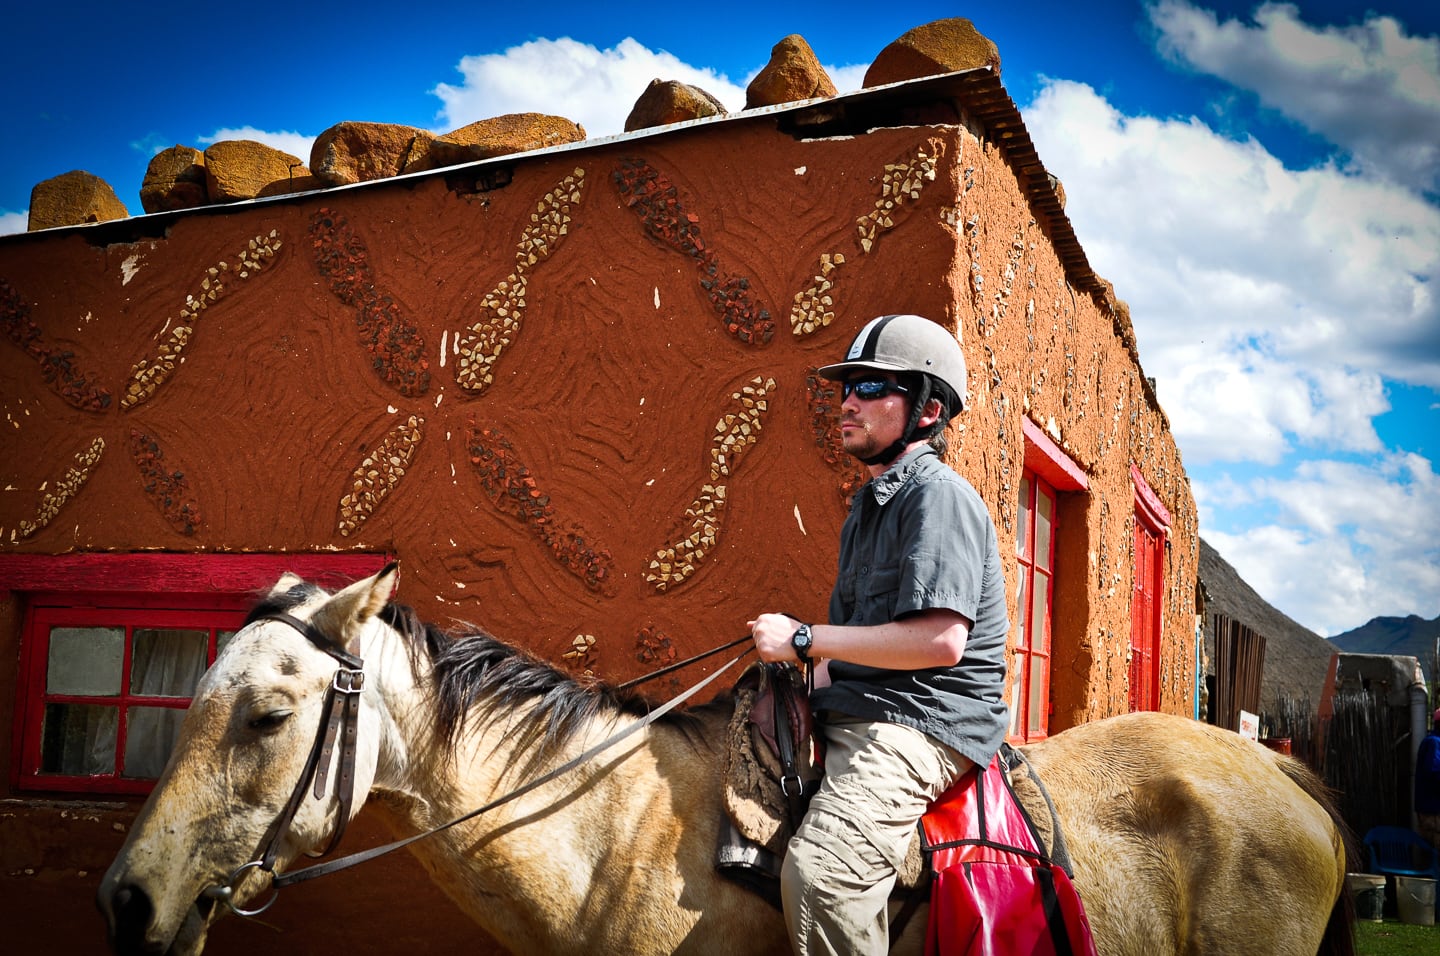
[918,397,945,428]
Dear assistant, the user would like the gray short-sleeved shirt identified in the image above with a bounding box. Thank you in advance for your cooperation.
[812,445,1011,766]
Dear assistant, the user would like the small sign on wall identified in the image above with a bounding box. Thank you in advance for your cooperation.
[1238,710,1260,741]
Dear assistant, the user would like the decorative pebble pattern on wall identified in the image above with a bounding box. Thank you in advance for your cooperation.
[789,253,844,336]
[454,168,587,394]
[612,158,774,345]
[788,146,939,339]
[123,231,283,409]
[0,278,111,412]
[308,209,431,397]
[562,633,598,676]
[337,414,425,537]
[12,437,104,542]
[646,376,775,592]
[465,422,614,593]
[129,428,201,535]
[856,148,937,252]
[806,370,866,503]
[633,624,683,691]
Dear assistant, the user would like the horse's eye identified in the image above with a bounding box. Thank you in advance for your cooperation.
[247,710,292,731]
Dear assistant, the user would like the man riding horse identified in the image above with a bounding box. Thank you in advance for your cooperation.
[749,313,1010,954]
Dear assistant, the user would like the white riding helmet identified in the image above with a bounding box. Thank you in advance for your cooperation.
[817,314,968,413]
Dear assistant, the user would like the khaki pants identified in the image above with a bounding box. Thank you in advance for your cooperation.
[781,717,972,956]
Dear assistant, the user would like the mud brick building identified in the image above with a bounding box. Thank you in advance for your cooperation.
[0,67,1197,952]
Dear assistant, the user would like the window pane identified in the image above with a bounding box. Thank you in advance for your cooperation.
[47,627,123,696]
[1031,569,1050,650]
[1028,655,1047,733]
[124,706,188,778]
[1008,665,1023,737]
[1016,476,1032,558]
[131,629,208,697]
[41,703,117,775]
[1036,486,1054,571]
[1015,571,1029,647]
[216,629,238,659]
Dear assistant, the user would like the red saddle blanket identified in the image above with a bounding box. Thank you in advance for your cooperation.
[919,749,1097,956]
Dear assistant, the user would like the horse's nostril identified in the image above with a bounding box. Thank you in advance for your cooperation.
[107,883,159,956]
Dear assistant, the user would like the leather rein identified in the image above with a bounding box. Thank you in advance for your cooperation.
[202,612,754,917]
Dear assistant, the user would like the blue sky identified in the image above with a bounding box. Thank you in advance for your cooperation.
[1,1,1436,637]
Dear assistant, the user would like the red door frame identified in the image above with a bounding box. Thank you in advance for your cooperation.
[1129,465,1169,712]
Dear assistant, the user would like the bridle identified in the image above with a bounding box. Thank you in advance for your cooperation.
[201,612,366,916]
[201,610,753,916]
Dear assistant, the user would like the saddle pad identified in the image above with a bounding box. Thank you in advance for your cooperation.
[919,751,1097,956]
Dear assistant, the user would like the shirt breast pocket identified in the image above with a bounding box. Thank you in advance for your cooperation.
[857,565,901,622]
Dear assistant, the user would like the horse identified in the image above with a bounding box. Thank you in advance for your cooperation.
[98,565,1355,955]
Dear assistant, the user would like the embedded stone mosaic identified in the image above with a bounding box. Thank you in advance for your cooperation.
[788,146,937,339]
[635,624,677,667]
[856,148,937,253]
[806,370,866,503]
[129,428,201,535]
[454,168,587,394]
[308,209,431,397]
[612,158,774,345]
[562,633,598,676]
[465,421,614,593]
[123,231,283,409]
[337,414,425,537]
[646,376,775,592]
[11,437,104,542]
[788,253,844,335]
[0,278,111,412]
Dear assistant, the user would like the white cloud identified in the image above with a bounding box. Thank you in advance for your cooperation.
[198,127,317,166]
[431,37,748,139]
[1023,8,1440,633]
[828,63,869,95]
[1148,0,1440,194]
[1024,78,1440,466]
[0,210,27,236]
[1203,452,1440,634]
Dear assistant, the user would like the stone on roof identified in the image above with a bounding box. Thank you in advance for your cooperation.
[412,113,586,172]
[28,170,129,231]
[745,34,837,108]
[310,121,436,186]
[863,17,1001,88]
[203,140,313,203]
[624,80,728,132]
[140,146,208,213]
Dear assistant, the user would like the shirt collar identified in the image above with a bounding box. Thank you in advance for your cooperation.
[867,444,935,506]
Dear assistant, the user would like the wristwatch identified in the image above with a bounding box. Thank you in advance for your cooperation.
[790,622,813,664]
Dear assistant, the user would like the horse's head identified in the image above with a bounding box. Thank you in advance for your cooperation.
[97,563,400,956]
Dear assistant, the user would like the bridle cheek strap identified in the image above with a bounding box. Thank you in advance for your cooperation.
[209,612,365,913]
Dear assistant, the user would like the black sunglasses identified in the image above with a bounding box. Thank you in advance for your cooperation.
[842,377,909,400]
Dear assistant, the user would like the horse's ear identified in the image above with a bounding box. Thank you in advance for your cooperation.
[309,562,399,655]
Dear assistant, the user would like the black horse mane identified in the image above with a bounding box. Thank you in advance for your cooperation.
[245,582,722,762]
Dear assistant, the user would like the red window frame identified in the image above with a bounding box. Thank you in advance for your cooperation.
[17,598,248,795]
[1128,464,1170,713]
[4,553,387,795]
[1012,472,1057,742]
[1010,419,1089,743]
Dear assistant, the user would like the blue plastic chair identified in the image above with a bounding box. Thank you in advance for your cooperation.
[1363,826,1440,879]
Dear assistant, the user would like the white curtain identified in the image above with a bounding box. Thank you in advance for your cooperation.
[124,629,208,778]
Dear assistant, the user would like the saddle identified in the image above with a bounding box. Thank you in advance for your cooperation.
[717,663,1095,954]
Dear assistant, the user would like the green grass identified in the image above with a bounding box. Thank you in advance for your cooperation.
[1355,918,1438,955]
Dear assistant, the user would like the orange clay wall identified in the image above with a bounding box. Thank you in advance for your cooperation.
[0,111,1196,952]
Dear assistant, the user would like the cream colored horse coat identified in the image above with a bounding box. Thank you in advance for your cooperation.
[98,567,1350,955]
